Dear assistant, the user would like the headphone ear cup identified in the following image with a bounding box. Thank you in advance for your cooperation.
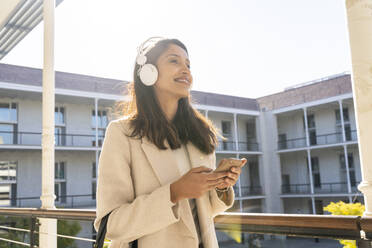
[139,64,158,86]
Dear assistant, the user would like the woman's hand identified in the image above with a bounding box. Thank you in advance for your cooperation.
[170,166,230,203]
[216,158,247,190]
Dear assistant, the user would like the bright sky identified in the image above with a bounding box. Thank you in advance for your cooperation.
[2,0,351,98]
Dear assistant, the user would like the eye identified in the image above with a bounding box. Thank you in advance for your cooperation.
[169,59,178,64]
[186,64,191,69]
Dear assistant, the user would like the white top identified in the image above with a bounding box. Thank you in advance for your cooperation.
[172,143,202,244]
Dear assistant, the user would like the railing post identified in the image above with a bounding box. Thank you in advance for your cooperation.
[30,217,36,248]
[345,0,372,216]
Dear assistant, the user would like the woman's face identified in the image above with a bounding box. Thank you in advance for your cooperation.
[153,44,193,99]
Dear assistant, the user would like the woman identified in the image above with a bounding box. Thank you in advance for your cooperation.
[94,37,246,248]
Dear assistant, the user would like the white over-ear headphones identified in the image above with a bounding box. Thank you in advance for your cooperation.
[136,37,165,86]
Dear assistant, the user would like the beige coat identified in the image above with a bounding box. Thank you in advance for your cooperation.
[94,118,234,248]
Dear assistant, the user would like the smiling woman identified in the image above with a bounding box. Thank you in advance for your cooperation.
[94,37,246,248]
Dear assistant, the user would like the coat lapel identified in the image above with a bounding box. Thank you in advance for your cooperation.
[185,142,214,169]
[140,137,196,239]
[186,142,217,247]
[140,136,180,185]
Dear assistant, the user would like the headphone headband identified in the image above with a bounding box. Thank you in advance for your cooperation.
[135,36,165,86]
[137,36,165,61]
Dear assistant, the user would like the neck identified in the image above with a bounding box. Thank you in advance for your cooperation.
[155,92,180,122]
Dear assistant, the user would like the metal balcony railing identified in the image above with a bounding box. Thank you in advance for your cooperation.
[282,182,361,194]
[278,137,307,150]
[240,186,263,196]
[278,130,358,150]
[0,208,372,247]
[0,131,104,147]
[282,183,312,194]
[0,194,96,208]
[216,141,260,152]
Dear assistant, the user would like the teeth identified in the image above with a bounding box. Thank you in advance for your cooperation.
[175,78,189,83]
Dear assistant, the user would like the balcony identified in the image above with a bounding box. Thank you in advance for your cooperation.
[282,183,311,194]
[216,141,260,152]
[0,130,104,148]
[0,208,371,247]
[282,182,361,195]
[240,186,263,196]
[278,137,307,150]
[0,194,96,208]
[278,130,358,151]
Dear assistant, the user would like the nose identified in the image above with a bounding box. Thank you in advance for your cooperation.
[181,63,191,74]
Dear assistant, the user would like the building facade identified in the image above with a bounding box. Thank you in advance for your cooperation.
[0,63,363,244]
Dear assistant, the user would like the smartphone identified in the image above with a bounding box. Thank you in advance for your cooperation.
[215,158,246,172]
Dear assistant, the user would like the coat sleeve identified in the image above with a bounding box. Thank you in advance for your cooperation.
[94,120,181,243]
[209,151,235,217]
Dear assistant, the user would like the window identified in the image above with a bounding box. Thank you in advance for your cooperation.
[303,114,316,145]
[221,121,233,150]
[278,133,287,149]
[335,108,350,124]
[340,153,356,187]
[55,162,66,203]
[92,110,108,146]
[0,161,17,206]
[91,110,108,128]
[0,124,17,145]
[307,114,316,129]
[246,120,257,150]
[282,174,290,193]
[246,120,256,142]
[55,107,65,125]
[92,162,96,200]
[0,103,18,145]
[335,108,351,142]
[310,157,320,188]
[55,107,66,146]
[0,103,17,122]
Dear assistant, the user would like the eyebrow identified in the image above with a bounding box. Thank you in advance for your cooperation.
[165,54,190,63]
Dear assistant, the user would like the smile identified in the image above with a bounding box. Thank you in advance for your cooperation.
[174,78,190,85]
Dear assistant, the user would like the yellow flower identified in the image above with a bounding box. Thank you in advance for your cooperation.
[323,201,365,248]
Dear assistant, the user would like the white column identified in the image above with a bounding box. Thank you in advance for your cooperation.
[339,100,352,195]
[303,108,310,147]
[304,108,315,214]
[345,0,372,216]
[233,113,239,151]
[236,153,243,212]
[338,100,347,142]
[205,109,208,119]
[343,145,352,194]
[95,98,99,171]
[232,113,242,211]
[40,0,57,247]
[306,149,315,195]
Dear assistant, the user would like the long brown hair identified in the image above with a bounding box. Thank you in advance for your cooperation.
[120,39,223,154]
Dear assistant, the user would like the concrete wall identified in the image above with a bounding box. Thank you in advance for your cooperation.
[260,111,283,213]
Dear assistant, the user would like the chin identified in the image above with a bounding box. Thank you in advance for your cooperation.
[179,91,190,98]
